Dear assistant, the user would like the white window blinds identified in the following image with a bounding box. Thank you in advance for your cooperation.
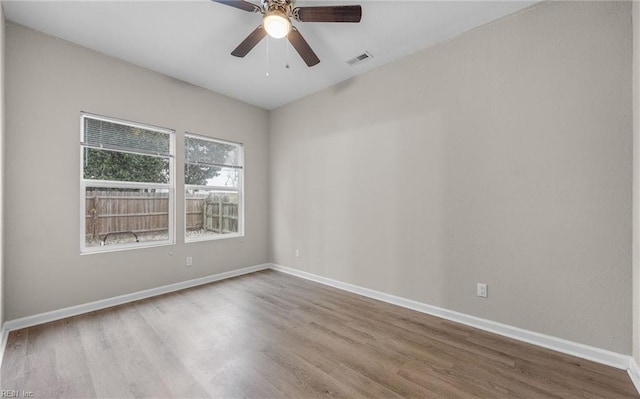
[185,135,241,168]
[83,116,172,157]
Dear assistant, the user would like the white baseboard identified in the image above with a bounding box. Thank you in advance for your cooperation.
[629,357,640,394]
[270,263,631,371]
[3,263,270,333]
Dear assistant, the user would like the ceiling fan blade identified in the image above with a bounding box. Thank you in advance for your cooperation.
[288,27,320,67]
[211,0,261,13]
[293,5,362,23]
[231,25,267,57]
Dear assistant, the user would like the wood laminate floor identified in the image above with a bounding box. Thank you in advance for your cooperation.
[1,269,637,398]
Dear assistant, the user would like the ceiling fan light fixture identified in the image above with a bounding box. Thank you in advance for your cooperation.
[263,10,291,39]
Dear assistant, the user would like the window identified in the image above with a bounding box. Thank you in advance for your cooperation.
[185,134,243,242]
[80,113,175,252]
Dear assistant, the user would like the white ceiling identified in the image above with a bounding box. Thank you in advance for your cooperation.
[3,0,538,110]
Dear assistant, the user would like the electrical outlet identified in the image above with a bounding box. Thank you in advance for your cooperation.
[295,249,300,258]
[477,283,488,298]
[186,256,193,267]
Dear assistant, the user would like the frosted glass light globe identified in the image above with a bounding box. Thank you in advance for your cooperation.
[263,10,291,39]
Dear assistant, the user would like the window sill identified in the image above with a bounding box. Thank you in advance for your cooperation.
[80,239,175,255]
[184,233,244,244]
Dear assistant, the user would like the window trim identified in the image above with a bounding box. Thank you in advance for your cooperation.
[184,133,244,243]
[80,113,176,254]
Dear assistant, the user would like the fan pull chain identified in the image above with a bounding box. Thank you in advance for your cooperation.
[265,36,270,77]
[285,33,290,70]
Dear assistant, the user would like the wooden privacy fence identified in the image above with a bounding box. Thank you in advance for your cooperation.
[186,193,239,235]
[85,191,238,240]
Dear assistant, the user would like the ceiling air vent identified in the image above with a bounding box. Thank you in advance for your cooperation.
[346,51,373,66]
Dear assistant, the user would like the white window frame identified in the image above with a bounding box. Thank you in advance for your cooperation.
[184,133,244,243]
[80,113,176,253]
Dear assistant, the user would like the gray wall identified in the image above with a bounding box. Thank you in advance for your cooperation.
[634,0,640,364]
[270,1,632,354]
[0,4,5,328]
[5,22,270,320]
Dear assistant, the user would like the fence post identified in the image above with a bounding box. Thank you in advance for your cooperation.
[95,195,101,240]
[218,196,223,234]
[202,197,207,231]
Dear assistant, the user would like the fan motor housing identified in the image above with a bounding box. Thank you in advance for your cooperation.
[262,0,292,14]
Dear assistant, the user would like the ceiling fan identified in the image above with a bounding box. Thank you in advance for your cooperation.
[211,0,362,67]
